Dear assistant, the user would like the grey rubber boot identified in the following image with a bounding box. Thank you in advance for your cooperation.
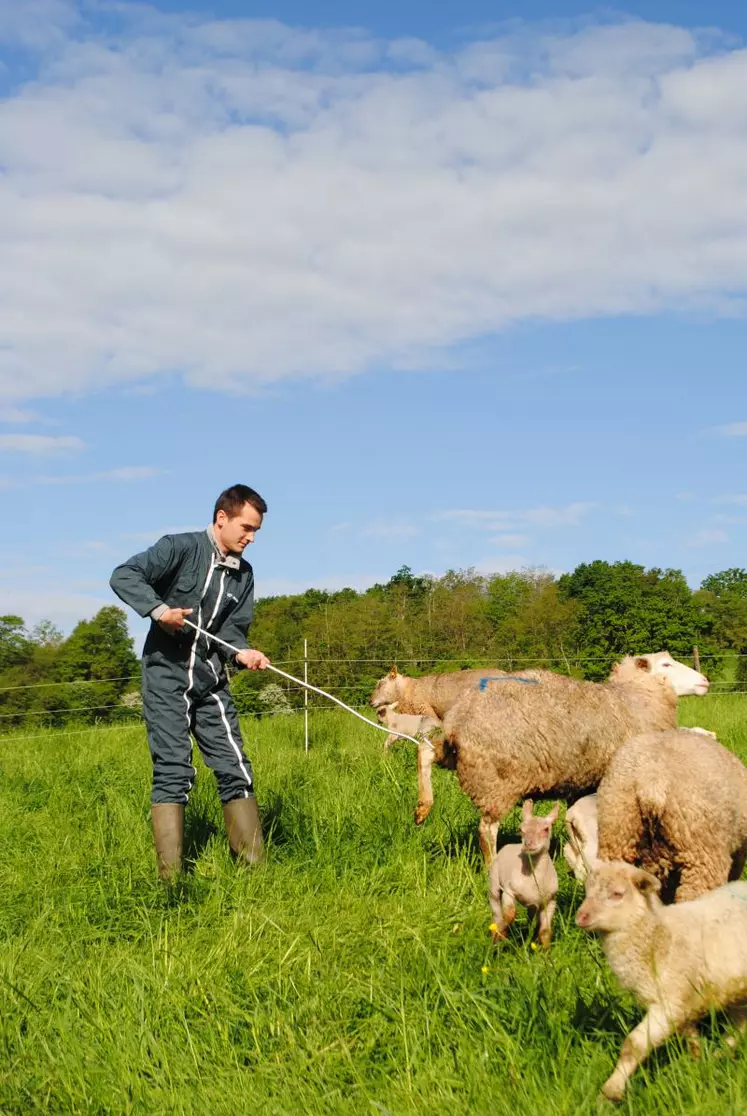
[222,796,266,866]
[151,803,185,881]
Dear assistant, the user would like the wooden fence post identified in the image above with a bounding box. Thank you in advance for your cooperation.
[693,645,701,673]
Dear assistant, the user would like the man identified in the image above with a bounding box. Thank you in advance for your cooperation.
[110,484,270,880]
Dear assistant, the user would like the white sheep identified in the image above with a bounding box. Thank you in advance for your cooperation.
[563,794,598,882]
[488,800,559,948]
[375,703,440,750]
[576,860,747,1102]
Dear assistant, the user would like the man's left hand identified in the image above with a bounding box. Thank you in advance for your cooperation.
[235,648,270,670]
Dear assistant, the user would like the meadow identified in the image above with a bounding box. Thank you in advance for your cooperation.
[1,697,747,1115]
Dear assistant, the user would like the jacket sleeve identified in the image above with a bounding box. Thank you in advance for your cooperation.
[213,570,255,663]
[109,535,187,619]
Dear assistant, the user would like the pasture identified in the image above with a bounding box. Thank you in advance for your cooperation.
[1,697,746,1115]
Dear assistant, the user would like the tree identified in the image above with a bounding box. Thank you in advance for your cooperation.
[54,607,139,723]
[0,616,32,671]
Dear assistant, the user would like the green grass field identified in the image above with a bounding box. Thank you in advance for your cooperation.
[1,698,747,1115]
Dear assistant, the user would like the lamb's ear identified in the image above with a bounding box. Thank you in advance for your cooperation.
[388,665,398,679]
[632,868,660,895]
[521,799,534,822]
[546,802,560,824]
[635,656,651,672]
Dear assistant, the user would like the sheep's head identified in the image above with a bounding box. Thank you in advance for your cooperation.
[576,862,661,933]
[370,666,404,708]
[519,800,559,856]
[376,703,398,724]
[611,651,709,697]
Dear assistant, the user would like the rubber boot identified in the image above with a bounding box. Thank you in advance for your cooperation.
[151,803,185,881]
[222,796,266,866]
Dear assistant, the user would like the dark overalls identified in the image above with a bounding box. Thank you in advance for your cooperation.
[110,529,256,805]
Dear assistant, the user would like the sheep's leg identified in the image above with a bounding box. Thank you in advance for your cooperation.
[681,1020,701,1059]
[596,788,644,864]
[729,841,747,882]
[537,899,556,950]
[478,815,500,869]
[724,1001,747,1050]
[414,736,436,825]
[675,851,732,903]
[600,1004,676,1103]
[383,732,398,751]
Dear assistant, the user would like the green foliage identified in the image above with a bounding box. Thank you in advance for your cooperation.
[0,615,32,671]
[0,698,744,1113]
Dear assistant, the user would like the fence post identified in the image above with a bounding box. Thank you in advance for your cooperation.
[304,637,309,754]
[693,645,701,673]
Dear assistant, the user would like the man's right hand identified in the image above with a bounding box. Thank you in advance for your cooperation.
[157,607,194,634]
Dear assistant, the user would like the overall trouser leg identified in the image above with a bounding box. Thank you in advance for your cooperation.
[191,674,265,865]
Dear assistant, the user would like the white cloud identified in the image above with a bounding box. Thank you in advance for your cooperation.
[0,433,83,453]
[713,422,747,437]
[0,405,42,423]
[714,493,747,506]
[435,502,595,531]
[488,533,531,548]
[686,527,729,547]
[0,8,745,400]
[0,464,165,487]
[0,586,109,633]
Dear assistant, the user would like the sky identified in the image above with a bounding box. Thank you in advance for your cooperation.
[0,0,745,648]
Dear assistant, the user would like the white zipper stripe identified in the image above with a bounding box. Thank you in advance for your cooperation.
[212,691,252,795]
[206,569,227,631]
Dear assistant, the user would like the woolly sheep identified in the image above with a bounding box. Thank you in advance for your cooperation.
[435,652,709,866]
[375,703,441,750]
[370,665,544,824]
[563,794,598,882]
[596,728,747,902]
[576,861,747,1102]
[489,800,559,948]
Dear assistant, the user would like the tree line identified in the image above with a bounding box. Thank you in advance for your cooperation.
[2,561,747,730]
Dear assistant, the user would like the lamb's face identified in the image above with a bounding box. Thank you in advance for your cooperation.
[520,816,554,856]
[370,669,401,708]
[637,651,709,697]
[376,703,397,725]
[576,862,660,933]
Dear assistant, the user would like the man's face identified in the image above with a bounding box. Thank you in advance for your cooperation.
[214,503,263,554]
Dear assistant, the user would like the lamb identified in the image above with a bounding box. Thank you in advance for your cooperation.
[489,800,559,948]
[563,794,598,882]
[576,861,747,1102]
[433,651,708,866]
[375,703,441,750]
[370,665,544,824]
[596,728,747,902]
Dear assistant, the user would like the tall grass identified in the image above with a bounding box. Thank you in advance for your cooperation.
[1,697,746,1115]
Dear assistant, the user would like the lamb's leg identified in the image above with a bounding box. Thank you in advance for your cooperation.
[384,732,397,750]
[490,888,516,943]
[537,899,556,950]
[600,1004,676,1103]
[414,736,436,825]
[675,850,732,903]
[478,815,500,868]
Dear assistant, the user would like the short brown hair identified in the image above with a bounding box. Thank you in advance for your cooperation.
[213,484,268,522]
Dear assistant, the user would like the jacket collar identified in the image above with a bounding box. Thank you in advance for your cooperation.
[206,525,241,570]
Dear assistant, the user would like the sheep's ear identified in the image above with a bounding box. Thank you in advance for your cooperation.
[632,868,660,895]
[388,665,398,678]
[546,802,560,824]
[521,799,534,822]
[634,657,651,672]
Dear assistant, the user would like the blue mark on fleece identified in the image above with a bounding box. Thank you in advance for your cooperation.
[478,676,541,692]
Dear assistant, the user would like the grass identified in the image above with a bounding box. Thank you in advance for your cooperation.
[1,698,747,1115]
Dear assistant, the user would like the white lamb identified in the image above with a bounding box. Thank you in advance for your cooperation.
[576,860,747,1102]
[563,794,598,882]
[375,703,440,750]
[488,800,559,948]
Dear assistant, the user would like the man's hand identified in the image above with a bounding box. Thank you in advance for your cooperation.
[157,607,194,634]
[235,648,270,670]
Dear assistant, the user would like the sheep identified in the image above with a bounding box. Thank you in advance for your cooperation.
[596,728,747,902]
[433,651,708,866]
[370,665,544,823]
[489,800,559,948]
[576,861,747,1102]
[563,793,598,882]
[375,703,441,750]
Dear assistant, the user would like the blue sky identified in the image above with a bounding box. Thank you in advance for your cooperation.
[0,0,745,646]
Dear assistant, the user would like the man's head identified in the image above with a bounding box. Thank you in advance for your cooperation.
[213,484,267,555]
